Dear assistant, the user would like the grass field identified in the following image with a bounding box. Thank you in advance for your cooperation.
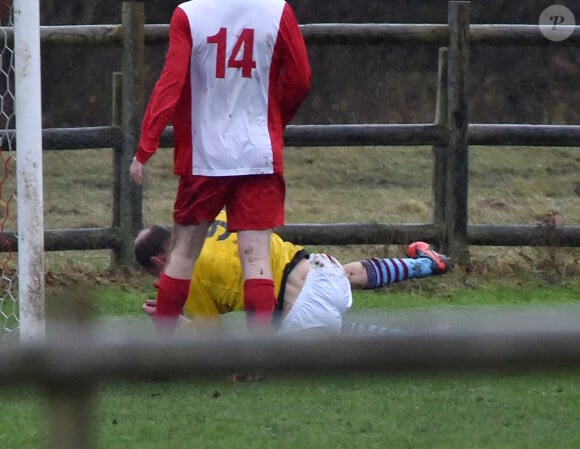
[1,144,579,448]
[2,293,580,449]
[3,368,580,449]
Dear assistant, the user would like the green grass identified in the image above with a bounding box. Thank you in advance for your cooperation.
[2,267,577,449]
[83,270,580,316]
[2,284,580,449]
[2,368,580,449]
[1,276,572,449]
[94,372,580,449]
[353,282,580,310]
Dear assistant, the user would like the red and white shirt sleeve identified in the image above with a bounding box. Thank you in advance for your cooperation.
[135,0,311,177]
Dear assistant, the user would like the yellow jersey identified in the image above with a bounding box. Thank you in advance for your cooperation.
[182,211,304,322]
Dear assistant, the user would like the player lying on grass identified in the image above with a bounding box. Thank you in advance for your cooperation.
[135,211,450,335]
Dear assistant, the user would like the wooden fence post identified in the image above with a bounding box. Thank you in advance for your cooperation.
[44,291,97,449]
[118,1,145,267]
[432,47,448,241]
[46,384,96,449]
[111,71,123,265]
[445,1,471,266]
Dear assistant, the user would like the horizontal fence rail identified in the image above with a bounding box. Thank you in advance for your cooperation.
[1,23,579,47]
[3,124,580,151]
[165,124,580,148]
[1,223,579,252]
[469,124,580,147]
[2,306,580,385]
[301,23,580,46]
[0,228,121,252]
[42,126,122,150]
[276,223,580,247]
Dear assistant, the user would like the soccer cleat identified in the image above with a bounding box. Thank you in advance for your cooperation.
[406,241,450,274]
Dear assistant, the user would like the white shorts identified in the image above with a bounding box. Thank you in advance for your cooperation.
[278,254,353,335]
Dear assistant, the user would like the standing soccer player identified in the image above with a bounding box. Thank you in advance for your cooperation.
[129,0,311,331]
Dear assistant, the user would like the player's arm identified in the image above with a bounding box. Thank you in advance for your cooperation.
[134,7,192,164]
[276,4,312,126]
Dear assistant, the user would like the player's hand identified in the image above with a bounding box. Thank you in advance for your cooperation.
[144,298,183,335]
[130,157,144,186]
[142,299,157,319]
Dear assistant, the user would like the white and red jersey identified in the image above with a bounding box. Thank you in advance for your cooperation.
[135,0,311,176]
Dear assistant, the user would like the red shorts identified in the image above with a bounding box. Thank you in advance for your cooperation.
[173,173,285,232]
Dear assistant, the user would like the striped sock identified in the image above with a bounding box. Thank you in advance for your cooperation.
[360,257,434,289]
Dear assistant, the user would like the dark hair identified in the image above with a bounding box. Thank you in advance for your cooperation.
[134,225,171,270]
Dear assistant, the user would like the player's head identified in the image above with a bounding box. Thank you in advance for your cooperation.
[134,225,171,276]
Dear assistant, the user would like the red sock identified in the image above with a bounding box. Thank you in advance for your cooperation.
[154,273,190,332]
[244,278,276,328]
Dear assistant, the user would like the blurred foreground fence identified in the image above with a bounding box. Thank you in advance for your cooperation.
[2,305,580,448]
[1,1,580,265]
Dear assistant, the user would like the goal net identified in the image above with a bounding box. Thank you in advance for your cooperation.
[0,0,45,341]
[0,1,17,338]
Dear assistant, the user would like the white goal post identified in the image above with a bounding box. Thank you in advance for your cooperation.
[14,0,45,341]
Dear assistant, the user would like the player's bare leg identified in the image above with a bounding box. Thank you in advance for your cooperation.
[238,229,276,328]
[164,221,211,279]
[155,221,211,330]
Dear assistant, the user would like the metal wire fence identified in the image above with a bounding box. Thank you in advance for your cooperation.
[0,0,17,337]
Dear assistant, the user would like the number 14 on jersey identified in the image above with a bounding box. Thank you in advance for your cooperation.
[207,27,257,79]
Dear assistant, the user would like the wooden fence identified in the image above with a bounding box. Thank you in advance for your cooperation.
[1,1,580,266]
